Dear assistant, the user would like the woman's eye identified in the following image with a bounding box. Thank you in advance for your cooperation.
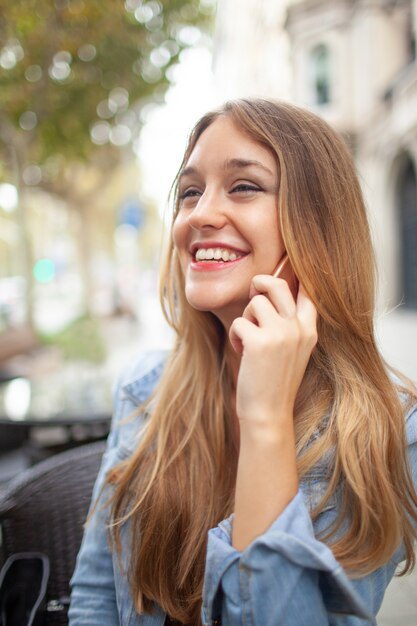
[231,184,262,194]
[179,188,201,201]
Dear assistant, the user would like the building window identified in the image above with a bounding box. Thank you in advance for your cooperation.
[310,43,331,105]
[398,156,417,309]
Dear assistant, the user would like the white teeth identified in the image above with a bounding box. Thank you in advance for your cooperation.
[194,247,243,262]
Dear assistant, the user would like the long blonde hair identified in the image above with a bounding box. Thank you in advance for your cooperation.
[108,99,417,624]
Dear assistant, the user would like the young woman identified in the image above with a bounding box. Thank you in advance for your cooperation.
[69,99,417,626]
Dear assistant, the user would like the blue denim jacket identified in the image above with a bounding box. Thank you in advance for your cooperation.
[69,350,417,626]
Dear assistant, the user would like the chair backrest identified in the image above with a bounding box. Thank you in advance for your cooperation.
[0,440,106,625]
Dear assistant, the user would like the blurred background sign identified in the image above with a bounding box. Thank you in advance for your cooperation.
[119,197,146,231]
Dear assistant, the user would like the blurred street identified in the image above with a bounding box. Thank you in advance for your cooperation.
[0,287,172,486]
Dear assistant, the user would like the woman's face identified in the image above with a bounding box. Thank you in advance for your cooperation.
[172,115,285,329]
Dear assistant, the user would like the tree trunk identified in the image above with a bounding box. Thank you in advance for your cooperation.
[10,141,35,330]
[74,200,94,316]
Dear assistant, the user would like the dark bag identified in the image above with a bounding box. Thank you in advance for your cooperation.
[0,553,49,626]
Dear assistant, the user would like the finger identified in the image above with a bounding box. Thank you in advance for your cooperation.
[242,293,283,329]
[250,274,297,318]
[229,316,259,354]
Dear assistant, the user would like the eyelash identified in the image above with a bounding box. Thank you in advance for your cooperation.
[179,184,262,200]
[232,183,261,194]
[179,189,200,200]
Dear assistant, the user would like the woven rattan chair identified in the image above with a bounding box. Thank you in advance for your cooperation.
[0,439,106,625]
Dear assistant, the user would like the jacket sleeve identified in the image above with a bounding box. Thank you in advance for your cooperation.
[202,405,417,626]
[68,370,141,626]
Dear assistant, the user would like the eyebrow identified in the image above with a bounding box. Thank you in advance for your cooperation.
[179,158,275,180]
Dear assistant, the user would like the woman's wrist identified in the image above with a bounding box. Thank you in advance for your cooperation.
[238,410,296,445]
[232,424,299,550]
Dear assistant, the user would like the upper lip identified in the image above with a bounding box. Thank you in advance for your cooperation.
[189,241,249,256]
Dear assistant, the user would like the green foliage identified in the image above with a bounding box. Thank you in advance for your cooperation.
[0,0,214,177]
[39,315,107,363]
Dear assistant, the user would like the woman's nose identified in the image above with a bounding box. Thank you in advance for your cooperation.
[187,189,227,230]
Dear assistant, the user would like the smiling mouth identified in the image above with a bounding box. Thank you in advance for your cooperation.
[193,247,246,262]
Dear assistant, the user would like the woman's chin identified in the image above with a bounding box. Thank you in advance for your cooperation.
[185,295,222,313]
[185,292,247,326]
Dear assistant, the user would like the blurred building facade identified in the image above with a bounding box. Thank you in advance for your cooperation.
[285,0,417,312]
[213,0,292,99]
[214,0,417,313]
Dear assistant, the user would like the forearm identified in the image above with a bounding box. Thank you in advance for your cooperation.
[232,418,299,551]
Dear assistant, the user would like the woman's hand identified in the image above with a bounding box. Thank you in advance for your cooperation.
[230,275,317,550]
[229,274,318,434]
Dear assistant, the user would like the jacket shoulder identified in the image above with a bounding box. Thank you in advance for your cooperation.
[108,350,168,453]
[113,349,169,404]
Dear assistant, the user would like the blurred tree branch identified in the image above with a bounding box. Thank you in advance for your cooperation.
[0,0,213,317]
[0,0,212,164]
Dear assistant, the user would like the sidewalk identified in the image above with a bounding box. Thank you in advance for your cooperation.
[378,566,417,625]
